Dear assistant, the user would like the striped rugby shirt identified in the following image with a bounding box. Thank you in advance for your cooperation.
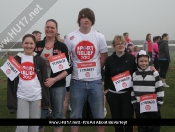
[131,66,164,106]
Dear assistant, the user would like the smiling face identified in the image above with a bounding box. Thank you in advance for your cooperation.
[45,21,57,38]
[22,36,36,56]
[138,56,149,70]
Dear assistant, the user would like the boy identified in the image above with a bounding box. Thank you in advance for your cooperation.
[65,8,108,132]
[131,50,164,132]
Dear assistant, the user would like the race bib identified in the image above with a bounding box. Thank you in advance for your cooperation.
[140,94,158,113]
[0,56,23,81]
[48,53,70,74]
[111,70,132,92]
[77,62,97,79]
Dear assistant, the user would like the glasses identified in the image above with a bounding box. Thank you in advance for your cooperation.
[115,43,125,46]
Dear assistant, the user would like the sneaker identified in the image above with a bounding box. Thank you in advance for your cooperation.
[104,108,107,117]
[163,83,169,88]
[68,104,72,111]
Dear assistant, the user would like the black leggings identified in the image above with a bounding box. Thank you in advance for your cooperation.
[106,91,133,132]
[153,56,160,71]
[159,60,169,79]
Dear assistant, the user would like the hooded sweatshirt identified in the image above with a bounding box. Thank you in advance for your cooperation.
[104,52,137,93]
[158,40,170,62]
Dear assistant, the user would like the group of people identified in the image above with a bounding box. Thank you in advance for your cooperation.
[6,8,170,132]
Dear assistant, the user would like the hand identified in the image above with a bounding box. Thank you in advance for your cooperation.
[44,78,55,88]
[104,90,109,95]
[150,66,156,71]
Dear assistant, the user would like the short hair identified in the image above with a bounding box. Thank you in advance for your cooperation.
[123,32,129,37]
[46,19,58,29]
[32,30,41,35]
[162,33,168,39]
[77,8,95,26]
[133,46,140,51]
[112,35,126,46]
[146,33,151,41]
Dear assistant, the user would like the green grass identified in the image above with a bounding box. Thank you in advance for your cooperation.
[0,52,175,132]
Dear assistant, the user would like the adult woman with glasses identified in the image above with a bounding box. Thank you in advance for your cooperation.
[104,35,137,132]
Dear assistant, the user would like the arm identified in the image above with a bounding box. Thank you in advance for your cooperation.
[104,58,110,91]
[39,57,50,109]
[100,53,108,69]
[154,71,164,110]
[143,41,147,51]
[131,73,137,109]
[163,42,170,62]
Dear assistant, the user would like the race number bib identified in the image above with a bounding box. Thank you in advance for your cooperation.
[140,94,158,113]
[77,62,97,79]
[48,53,70,73]
[0,56,23,81]
[111,70,132,92]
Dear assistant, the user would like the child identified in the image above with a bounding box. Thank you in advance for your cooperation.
[132,46,140,57]
[131,50,164,132]
[7,34,50,132]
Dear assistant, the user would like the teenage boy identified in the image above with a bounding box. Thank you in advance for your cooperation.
[65,8,108,132]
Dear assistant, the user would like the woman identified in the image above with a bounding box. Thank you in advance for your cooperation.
[104,35,137,132]
[143,33,153,58]
[152,36,161,70]
[158,33,170,88]
[7,34,50,132]
[35,19,72,132]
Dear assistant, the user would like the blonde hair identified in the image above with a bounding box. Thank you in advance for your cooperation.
[112,35,126,46]
[133,46,140,51]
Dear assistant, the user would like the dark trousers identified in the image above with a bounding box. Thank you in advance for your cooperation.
[135,104,161,132]
[106,91,133,132]
[159,60,169,79]
[148,52,152,59]
[153,56,159,71]
[82,100,93,119]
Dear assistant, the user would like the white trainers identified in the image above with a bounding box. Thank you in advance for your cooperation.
[68,104,72,111]
[104,108,107,117]
[163,83,169,88]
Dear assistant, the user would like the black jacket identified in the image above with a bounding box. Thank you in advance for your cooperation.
[158,40,170,62]
[7,53,50,113]
[35,37,72,88]
[104,52,137,92]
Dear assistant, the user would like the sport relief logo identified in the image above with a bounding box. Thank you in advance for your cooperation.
[6,69,11,74]
[20,62,36,80]
[75,41,95,61]
[122,82,127,87]
[85,72,90,77]
[145,105,151,110]
[58,64,63,70]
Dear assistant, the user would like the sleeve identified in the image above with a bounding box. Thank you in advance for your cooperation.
[39,57,50,109]
[99,34,108,53]
[154,71,164,105]
[133,56,137,73]
[64,36,72,53]
[62,44,73,75]
[131,73,137,106]
[104,58,110,90]
[143,41,147,51]
[164,42,170,62]
[154,43,159,54]
[7,78,17,114]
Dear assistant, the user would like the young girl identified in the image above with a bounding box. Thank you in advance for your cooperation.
[132,46,140,57]
[7,34,50,132]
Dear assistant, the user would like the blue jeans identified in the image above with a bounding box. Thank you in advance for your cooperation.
[70,79,104,119]
[39,86,66,131]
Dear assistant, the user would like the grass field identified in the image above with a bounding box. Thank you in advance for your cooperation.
[0,52,175,132]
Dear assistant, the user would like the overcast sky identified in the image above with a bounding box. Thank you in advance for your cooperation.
[0,0,175,41]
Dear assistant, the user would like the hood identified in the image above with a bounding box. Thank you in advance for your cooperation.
[16,52,37,57]
[157,40,168,46]
[136,50,151,69]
